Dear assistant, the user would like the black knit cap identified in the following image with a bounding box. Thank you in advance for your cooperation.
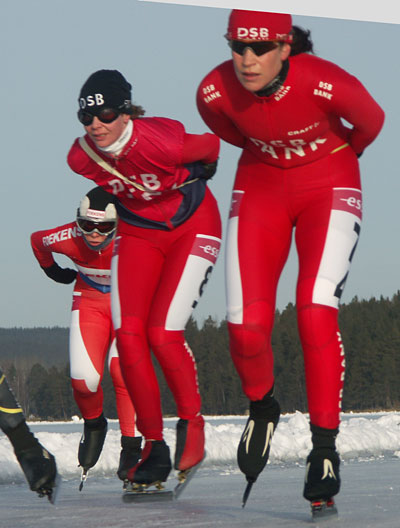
[78,69,132,113]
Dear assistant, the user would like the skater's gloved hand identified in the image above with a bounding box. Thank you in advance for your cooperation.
[42,263,77,284]
[200,160,218,180]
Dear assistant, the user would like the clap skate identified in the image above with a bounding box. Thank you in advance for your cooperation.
[78,414,107,490]
[123,437,204,503]
[174,415,205,471]
[126,439,172,488]
[17,443,59,503]
[304,447,340,520]
[238,391,280,507]
[117,435,142,489]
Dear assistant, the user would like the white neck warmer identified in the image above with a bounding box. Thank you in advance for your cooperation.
[98,119,133,156]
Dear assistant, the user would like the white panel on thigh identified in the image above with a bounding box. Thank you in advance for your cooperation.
[312,188,362,309]
[69,294,100,393]
[165,234,221,331]
[226,190,245,325]
[107,338,118,370]
[111,236,121,331]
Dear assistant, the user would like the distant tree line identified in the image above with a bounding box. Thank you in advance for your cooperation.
[2,293,400,420]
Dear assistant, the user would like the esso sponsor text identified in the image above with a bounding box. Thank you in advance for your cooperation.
[340,196,362,211]
[200,244,220,259]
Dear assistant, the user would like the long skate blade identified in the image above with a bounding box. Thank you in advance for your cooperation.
[37,472,62,505]
[123,489,174,503]
[311,498,338,521]
[123,481,173,503]
[79,468,89,491]
[242,480,254,508]
[47,473,62,505]
[173,455,205,500]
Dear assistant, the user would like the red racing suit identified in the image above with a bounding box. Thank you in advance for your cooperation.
[68,117,222,440]
[197,53,384,429]
[31,222,136,436]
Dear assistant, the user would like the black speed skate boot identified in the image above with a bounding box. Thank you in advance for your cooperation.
[174,415,205,471]
[237,389,280,507]
[303,424,340,518]
[238,389,280,480]
[17,444,57,494]
[78,413,107,488]
[117,435,142,486]
[10,422,57,497]
[127,439,172,489]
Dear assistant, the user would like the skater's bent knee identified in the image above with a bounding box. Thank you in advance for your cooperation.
[297,304,339,348]
[147,327,186,367]
[228,300,274,359]
[71,377,99,395]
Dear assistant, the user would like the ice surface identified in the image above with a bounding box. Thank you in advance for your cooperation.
[1,412,400,527]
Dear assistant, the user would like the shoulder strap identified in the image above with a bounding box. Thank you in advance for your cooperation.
[78,136,199,193]
[79,136,147,192]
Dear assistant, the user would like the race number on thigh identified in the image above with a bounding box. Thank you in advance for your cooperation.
[165,234,221,331]
[312,188,362,308]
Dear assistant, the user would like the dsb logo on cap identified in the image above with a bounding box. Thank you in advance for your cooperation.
[79,94,105,109]
[237,27,270,39]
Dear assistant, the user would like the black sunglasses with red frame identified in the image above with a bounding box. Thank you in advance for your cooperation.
[228,40,280,56]
[77,107,121,126]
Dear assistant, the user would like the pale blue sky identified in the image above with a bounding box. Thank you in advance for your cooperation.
[1,0,398,327]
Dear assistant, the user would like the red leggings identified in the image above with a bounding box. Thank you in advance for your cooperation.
[226,147,361,429]
[69,289,136,436]
[111,190,221,439]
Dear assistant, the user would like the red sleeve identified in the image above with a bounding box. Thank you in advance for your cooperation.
[196,67,246,149]
[309,58,385,154]
[343,81,384,154]
[31,231,56,268]
[31,223,77,268]
[181,133,220,164]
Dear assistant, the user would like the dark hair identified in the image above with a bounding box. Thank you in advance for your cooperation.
[289,26,314,56]
[127,104,146,120]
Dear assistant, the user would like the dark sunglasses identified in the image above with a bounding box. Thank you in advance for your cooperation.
[77,107,121,126]
[229,40,279,57]
[77,218,116,235]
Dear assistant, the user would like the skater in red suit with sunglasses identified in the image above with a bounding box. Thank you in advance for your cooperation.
[197,10,384,511]
[67,69,222,489]
[31,186,141,488]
